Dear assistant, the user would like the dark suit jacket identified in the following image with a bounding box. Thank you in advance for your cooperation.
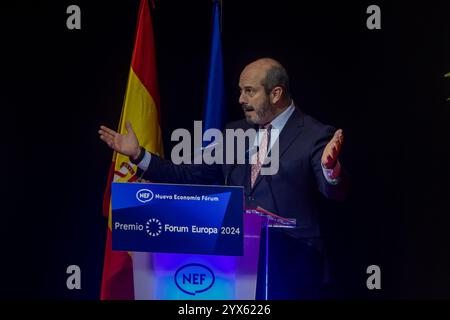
[140,107,348,240]
[140,107,349,298]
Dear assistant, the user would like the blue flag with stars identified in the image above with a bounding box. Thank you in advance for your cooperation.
[203,0,226,142]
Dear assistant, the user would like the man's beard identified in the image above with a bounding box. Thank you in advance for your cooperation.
[243,100,273,125]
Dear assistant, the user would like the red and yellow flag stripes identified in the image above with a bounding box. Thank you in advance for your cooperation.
[101,0,163,300]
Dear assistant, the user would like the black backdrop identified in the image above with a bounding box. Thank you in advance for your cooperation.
[1,0,450,299]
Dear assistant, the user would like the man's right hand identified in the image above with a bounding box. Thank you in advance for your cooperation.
[98,121,141,160]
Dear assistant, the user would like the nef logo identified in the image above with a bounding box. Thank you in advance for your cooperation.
[175,264,215,296]
[136,189,154,203]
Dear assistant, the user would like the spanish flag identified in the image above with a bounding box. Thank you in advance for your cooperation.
[100,0,163,300]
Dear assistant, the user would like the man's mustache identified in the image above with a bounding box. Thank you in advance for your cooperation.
[242,105,255,112]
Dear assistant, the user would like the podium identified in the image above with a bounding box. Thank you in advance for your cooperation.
[111,182,296,300]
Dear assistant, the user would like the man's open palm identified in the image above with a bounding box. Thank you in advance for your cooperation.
[321,129,344,169]
[99,121,140,159]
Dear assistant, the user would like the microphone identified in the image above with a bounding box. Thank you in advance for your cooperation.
[225,163,238,186]
[225,145,257,186]
[192,141,221,163]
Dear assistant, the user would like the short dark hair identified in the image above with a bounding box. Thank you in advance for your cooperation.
[262,65,291,100]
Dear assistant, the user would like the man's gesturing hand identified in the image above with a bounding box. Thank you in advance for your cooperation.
[98,121,141,160]
[321,129,344,169]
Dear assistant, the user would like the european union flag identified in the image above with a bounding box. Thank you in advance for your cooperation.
[203,0,226,141]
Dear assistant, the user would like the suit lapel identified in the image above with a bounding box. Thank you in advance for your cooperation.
[249,107,305,193]
[276,107,305,159]
[226,121,254,196]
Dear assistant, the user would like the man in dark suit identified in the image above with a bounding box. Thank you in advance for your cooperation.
[99,58,348,299]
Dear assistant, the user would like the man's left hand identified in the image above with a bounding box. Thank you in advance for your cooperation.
[321,129,344,169]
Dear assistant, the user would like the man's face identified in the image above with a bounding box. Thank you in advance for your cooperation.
[238,67,275,125]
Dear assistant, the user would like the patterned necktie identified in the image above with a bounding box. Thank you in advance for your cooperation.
[250,124,272,188]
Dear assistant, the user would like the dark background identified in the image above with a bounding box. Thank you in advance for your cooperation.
[1,0,450,299]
